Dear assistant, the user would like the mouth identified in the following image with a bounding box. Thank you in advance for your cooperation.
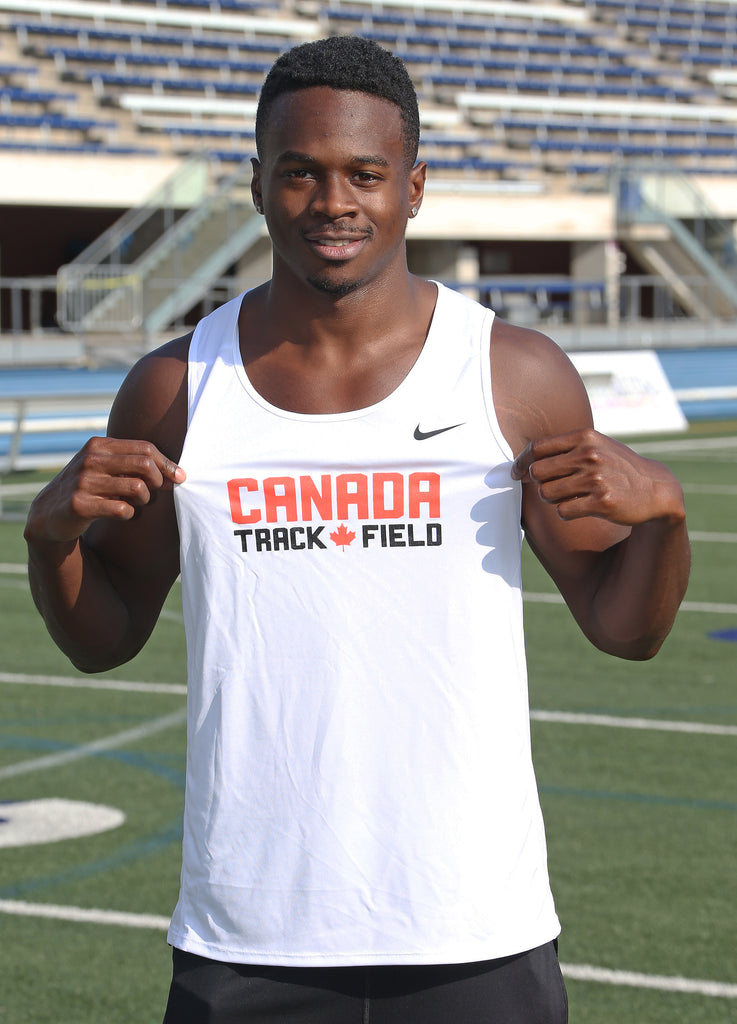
[304,231,370,262]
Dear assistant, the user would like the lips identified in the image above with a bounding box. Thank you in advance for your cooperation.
[304,231,370,261]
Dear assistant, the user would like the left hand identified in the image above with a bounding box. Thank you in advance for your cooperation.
[511,428,686,526]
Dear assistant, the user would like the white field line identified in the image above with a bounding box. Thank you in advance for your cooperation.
[634,437,737,454]
[0,707,186,781]
[560,963,737,999]
[0,563,186,620]
[0,671,186,695]
[525,591,737,615]
[2,513,736,586]
[159,608,185,623]
[2,673,736,999]
[0,578,31,591]
[0,899,170,931]
[5,566,734,620]
[530,709,737,737]
[682,483,737,496]
[677,601,737,613]
[689,531,737,543]
[0,900,735,1000]
[3,673,735,737]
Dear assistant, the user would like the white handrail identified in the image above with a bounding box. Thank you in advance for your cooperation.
[0,392,115,472]
[0,0,317,36]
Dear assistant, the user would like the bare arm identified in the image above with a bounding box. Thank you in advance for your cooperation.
[24,336,190,672]
[492,319,690,660]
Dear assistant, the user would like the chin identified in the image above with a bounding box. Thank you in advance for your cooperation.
[307,273,364,297]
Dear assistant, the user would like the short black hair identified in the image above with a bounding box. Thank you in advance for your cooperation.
[255,35,420,167]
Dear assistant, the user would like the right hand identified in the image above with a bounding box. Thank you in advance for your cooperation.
[25,436,186,545]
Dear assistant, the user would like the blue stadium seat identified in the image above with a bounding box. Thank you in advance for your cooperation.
[6,0,737,181]
[12,19,285,54]
[41,46,273,76]
[0,139,157,155]
[0,111,117,131]
[499,115,737,144]
[63,70,262,95]
[125,0,278,8]
[0,86,76,105]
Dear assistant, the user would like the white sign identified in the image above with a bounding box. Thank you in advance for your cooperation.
[570,350,687,436]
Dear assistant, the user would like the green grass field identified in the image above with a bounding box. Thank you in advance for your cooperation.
[1,423,735,1023]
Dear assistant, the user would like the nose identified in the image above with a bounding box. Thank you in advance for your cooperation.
[309,172,357,219]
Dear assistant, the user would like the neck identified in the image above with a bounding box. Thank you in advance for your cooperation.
[238,274,438,415]
[266,272,420,347]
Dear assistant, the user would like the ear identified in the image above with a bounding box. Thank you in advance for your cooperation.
[408,160,427,218]
[251,157,263,214]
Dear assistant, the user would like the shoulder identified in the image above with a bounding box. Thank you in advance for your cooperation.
[108,332,192,462]
[490,317,593,457]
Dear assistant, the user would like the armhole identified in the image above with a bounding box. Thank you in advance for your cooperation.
[481,307,516,463]
[186,322,205,430]
[187,291,249,429]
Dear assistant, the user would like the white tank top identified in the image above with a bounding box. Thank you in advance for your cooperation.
[169,283,560,966]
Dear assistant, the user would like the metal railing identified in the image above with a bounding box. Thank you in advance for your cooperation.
[61,156,211,271]
[614,165,737,318]
[56,157,263,336]
[0,276,58,334]
[1,271,734,344]
[0,392,115,472]
[616,166,737,275]
[1,376,733,486]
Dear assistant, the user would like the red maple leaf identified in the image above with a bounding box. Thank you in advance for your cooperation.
[330,522,356,550]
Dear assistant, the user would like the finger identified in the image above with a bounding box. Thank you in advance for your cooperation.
[69,491,139,524]
[511,432,583,481]
[164,458,186,485]
[511,442,535,481]
[554,495,591,521]
[511,423,605,479]
[127,451,185,490]
[534,470,590,504]
[513,449,579,489]
[59,449,181,531]
[80,469,156,507]
[83,440,185,491]
[136,444,185,485]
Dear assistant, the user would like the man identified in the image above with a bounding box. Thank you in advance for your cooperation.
[25,35,689,1024]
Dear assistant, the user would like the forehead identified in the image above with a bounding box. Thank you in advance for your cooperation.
[259,87,406,163]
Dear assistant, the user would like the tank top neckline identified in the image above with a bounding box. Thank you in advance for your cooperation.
[229,282,443,423]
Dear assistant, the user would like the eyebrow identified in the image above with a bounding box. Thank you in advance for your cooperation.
[276,150,390,168]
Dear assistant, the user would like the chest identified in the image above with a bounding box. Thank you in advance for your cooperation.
[241,336,427,415]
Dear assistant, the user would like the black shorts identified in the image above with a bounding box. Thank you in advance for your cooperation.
[162,940,568,1023]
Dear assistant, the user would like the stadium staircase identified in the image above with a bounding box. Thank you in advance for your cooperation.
[57,154,265,337]
[616,167,737,319]
[3,0,737,337]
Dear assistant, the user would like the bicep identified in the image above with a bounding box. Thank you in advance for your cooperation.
[84,340,188,642]
[84,487,181,649]
[491,320,629,612]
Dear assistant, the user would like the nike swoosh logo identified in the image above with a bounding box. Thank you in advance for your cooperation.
[413,422,465,441]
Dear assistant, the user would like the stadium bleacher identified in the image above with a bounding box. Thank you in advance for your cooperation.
[0,0,736,354]
[1,0,736,174]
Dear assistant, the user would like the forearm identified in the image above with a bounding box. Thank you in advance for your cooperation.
[25,532,139,672]
[516,422,692,660]
[586,513,691,660]
[23,430,184,671]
